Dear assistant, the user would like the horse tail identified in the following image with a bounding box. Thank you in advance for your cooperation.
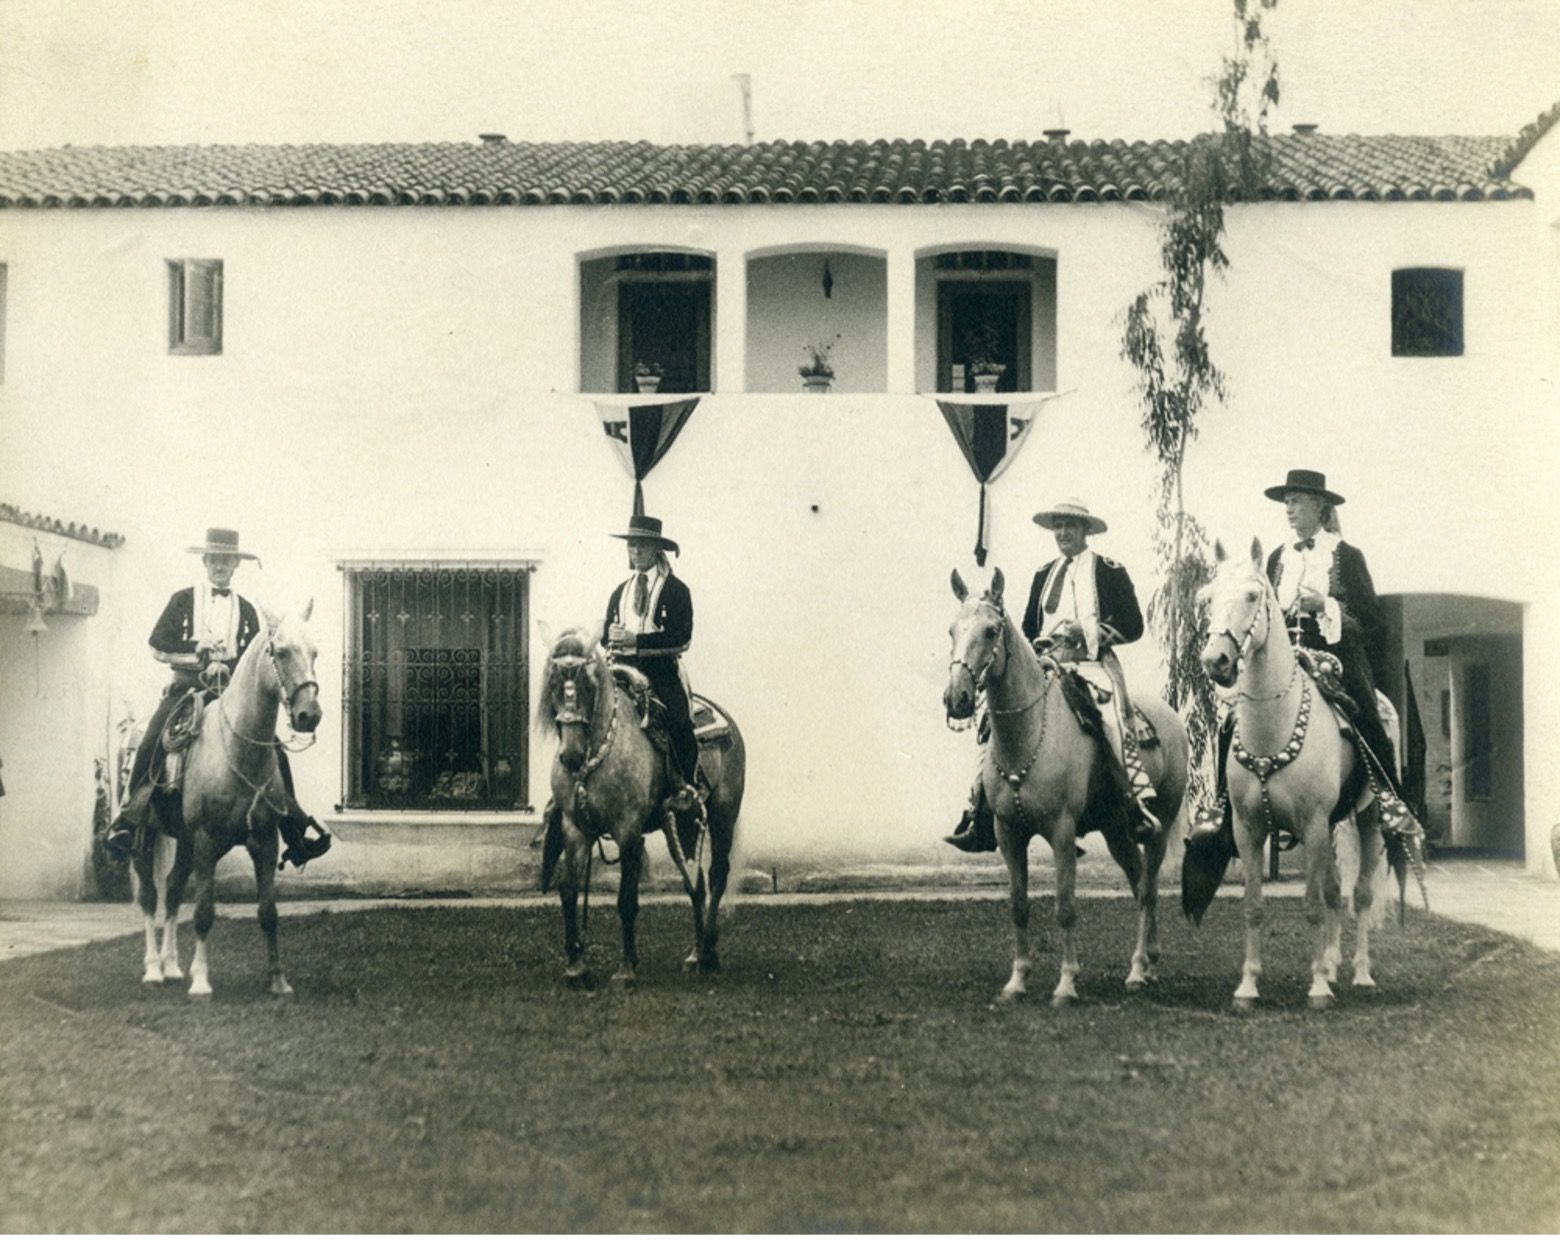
[1181,819,1236,925]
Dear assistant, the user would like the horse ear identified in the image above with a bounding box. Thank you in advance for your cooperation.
[258,603,281,631]
[990,567,1005,604]
[299,597,314,623]
[950,569,968,602]
[1213,539,1227,563]
[536,618,555,652]
[1249,536,1263,568]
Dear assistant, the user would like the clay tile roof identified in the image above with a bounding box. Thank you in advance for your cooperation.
[0,130,1541,210]
[0,503,125,548]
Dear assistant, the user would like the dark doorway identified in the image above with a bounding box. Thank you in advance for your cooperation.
[937,282,1031,393]
[617,282,711,394]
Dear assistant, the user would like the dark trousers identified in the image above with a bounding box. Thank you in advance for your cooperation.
[621,657,697,782]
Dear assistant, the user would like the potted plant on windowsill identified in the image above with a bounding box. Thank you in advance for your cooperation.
[964,324,1007,394]
[799,335,841,394]
[633,359,665,394]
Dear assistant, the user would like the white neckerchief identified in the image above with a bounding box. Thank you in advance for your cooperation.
[615,565,668,637]
[1039,548,1101,658]
[192,578,241,653]
[1274,529,1342,644]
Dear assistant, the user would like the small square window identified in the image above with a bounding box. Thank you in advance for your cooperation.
[168,259,223,355]
[1391,267,1462,357]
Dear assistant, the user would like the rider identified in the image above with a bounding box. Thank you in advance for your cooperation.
[945,498,1159,851]
[103,528,331,868]
[1193,469,1411,842]
[603,513,701,812]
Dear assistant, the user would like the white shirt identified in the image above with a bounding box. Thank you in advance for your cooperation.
[1273,530,1343,645]
[1038,548,1102,659]
[192,579,241,653]
[613,565,668,638]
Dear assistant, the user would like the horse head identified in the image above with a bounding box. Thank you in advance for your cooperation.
[264,599,322,733]
[945,567,1008,722]
[536,628,607,773]
[1198,538,1274,689]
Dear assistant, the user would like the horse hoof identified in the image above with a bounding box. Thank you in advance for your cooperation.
[188,985,213,1001]
[270,978,294,998]
[611,970,637,990]
[1231,995,1257,1014]
[141,967,164,985]
[994,987,1025,1006]
[1125,977,1147,993]
[161,963,184,982]
[1050,992,1076,1009]
[1353,976,1377,991]
[700,950,721,974]
[564,969,593,991]
[1307,993,1334,1011]
[682,952,700,973]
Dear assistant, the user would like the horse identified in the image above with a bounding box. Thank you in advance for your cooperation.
[535,629,746,988]
[945,568,1189,1006]
[132,603,322,998]
[1194,537,1388,1011]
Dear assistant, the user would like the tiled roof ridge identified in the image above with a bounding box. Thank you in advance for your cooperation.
[0,502,125,549]
[1489,100,1560,177]
[0,131,1532,208]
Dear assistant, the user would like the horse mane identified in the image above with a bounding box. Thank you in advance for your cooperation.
[533,627,605,733]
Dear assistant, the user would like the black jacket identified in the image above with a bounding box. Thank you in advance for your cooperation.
[149,586,262,671]
[602,572,693,664]
[1021,554,1144,648]
[1266,539,1384,684]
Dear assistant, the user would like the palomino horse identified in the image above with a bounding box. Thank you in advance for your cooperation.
[945,569,1189,1006]
[1196,538,1386,1010]
[132,604,322,997]
[536,629,745,987]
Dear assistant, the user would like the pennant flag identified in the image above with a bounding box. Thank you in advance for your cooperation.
[595,396,700,515]
[936,394,1061,566]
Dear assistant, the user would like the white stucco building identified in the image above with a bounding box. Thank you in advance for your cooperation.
[2,112,1557,899]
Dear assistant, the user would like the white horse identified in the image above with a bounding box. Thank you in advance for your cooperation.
[1196,539,1386,1010]
[945,568,1189,1005]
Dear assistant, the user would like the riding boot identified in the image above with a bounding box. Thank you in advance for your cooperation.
[277,798,332,870]
[104,783,153,860]
[944,784,998,852]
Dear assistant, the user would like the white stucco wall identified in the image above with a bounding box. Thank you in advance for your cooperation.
[0,188,1554,892]
[0,522,123,898]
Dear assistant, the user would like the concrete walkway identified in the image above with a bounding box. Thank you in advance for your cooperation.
[2,857,1555,964]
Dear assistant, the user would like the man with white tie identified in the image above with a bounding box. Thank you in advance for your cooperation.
[104,528,330,867]
[946,498,1158,851]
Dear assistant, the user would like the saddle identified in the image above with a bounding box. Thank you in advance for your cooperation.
[1053,665,1159,750]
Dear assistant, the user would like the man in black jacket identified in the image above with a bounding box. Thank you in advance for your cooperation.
[603,513,699,809]
[947,499,1157,851]
[104,528,330,867]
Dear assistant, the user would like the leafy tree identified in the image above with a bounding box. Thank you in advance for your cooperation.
[1120,0,1280,801]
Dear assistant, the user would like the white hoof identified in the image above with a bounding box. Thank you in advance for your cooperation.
[141,964,164,985]
[1307,991,1335,1011]
[188,982,213,1000]
[1352,973,1377,991]
[610,969,637,990]
[995,985,1026,1005]
[161,961,184,981]
[1125,976,1147,992]
[1231,994,1257,1014]
[270,976,294,998]
[1050,987,1077,1009]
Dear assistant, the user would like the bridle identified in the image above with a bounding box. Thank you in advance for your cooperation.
[217,629,320,756]
[548,653,620,831]
[1207,575,1299,704]
[947,598,1010,718]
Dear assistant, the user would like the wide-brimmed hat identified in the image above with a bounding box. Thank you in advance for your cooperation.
[610,513,679,555]
[185,527,260,560]
[1263,469,1346,506]
[1032,499,1107,536]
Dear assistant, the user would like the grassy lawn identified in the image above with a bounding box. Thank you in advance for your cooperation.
[2,895,1558,1232]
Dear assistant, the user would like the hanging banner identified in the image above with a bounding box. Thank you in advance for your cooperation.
[936,393,1062,566]
[594,395,700,515]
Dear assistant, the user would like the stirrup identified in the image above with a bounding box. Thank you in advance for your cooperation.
[666,783,700,814]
